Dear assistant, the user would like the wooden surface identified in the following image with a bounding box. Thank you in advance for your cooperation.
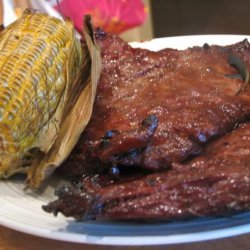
[0,226,249,250]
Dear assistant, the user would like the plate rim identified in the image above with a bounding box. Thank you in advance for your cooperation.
[1,212,250,245]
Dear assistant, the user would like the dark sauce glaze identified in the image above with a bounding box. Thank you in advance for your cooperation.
[44,123,250,220]
[44,32,250,221]
[62,32,250,175]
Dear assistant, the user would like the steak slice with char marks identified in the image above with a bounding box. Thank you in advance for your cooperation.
[62,33,250,175]
[44,35,250,221]
[44,123,250,221]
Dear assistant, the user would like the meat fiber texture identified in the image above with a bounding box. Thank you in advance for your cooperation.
[62,32,250,174]
[44,122,250,220]
[43,31,250,221]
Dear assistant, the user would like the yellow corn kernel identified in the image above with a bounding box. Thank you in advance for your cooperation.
[0,10,82,177]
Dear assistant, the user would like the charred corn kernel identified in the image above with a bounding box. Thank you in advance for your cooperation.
[0,10,82,177]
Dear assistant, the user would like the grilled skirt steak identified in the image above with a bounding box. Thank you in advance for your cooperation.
[62,32,250,175]
[44,33,250,221]
[44,123,250,220]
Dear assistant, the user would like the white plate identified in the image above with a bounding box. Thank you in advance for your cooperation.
[1,35,250,246]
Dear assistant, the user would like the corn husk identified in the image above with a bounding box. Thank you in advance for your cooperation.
[26,16,101,188]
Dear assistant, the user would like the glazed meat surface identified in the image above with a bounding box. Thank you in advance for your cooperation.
[44,123,250,220]
[44,35,250,221]
[62,33,250,175]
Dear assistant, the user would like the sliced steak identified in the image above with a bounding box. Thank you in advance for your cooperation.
[44,123,250,220]
[62,33,250,175]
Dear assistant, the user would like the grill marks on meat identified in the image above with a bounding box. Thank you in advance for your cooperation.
[44,35,250,221]
[62,34,250,175]
[43,123,250,220]
[91,114,158,166]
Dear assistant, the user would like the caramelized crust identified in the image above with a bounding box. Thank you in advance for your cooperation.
[44,123,250,220]
[43,35,250,221]
[62,33,250,174]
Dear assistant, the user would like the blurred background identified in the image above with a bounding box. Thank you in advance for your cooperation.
[1,0,250,41]
[151,0,250,37]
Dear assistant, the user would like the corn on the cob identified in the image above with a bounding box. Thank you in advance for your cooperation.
[0,9,82,177]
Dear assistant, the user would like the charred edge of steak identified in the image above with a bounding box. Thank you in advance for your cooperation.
[227,53,250,95]
[91,114,158,166]
[94,27,107,40]
[43,123,250,221]
[42,185,100,221]
[42,169,250,221]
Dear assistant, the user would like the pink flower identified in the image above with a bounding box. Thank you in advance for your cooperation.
[54,0,147,33]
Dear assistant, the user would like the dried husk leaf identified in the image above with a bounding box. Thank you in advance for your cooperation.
[26,16,101,188]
